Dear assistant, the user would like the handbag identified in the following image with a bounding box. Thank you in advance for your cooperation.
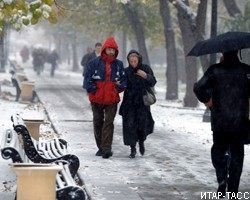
[143,87,156,106]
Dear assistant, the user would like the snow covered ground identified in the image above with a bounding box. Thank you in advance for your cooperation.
[0,42,250,199]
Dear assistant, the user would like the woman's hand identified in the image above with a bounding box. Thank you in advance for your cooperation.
[136,69,147,79]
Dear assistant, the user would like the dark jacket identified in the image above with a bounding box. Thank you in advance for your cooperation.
[119,50,157,145]
[81,53,94,68]
[193,54,250,132]
[81,52,96,76]
[83,37,127,105]
[48,51,59,65]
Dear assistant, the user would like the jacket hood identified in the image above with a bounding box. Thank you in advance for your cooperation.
[127,49,143,66]
[101,37,119,58]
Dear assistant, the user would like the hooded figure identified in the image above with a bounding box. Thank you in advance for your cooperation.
[83,37,127,159]
[193,50,250,197]
[119,50,156,158]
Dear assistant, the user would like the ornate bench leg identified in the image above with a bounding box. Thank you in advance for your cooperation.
[57,186,86,200]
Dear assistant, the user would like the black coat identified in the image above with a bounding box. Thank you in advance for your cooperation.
[119,50,156,145]
[194,56,250,133]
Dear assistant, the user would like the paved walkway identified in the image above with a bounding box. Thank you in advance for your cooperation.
[1,64,250,200]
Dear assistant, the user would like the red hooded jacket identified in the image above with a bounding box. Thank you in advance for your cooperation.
[84,37,127,105]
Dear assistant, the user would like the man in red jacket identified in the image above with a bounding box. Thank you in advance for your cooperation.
[84,37,127,159]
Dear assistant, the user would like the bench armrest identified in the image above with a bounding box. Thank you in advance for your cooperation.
[14,124,79,176]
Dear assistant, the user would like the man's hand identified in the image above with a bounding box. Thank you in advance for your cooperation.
[205,98,213,107]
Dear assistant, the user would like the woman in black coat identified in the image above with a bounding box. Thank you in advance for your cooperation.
[119,50,156,158]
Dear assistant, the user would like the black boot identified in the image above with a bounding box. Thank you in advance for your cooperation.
[129,145,136,158]
[227,184,239,200]
[95,149,103,156]
[139,141,145,155]
[217,180,227,198]
[102,149,113,159]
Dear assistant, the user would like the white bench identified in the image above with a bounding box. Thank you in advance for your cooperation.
[1,114,87,200]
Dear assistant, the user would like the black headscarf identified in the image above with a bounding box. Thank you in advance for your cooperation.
[127,50,143,71]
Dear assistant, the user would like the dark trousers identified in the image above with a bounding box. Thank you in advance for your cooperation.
[211,131,244,192]
[91,103,117,151]
[51,63,56,77]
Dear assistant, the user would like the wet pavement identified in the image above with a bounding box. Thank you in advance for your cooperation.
[0,64,250,200]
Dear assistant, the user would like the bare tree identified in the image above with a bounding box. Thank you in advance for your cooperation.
[168,0,209,107]
[70,33,79,72]
[223,0,241,17]
[0,22,8,72]
[159,0,178,100]
[196,0,210,72]
[122,2,150,65]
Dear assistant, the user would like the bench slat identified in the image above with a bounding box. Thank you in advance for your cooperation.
[59,163,75,186]
[36,139,67,159]
[49,141,64,158]
[55,139,68,155]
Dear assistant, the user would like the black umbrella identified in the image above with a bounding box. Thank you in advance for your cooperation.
[187,31,250,56]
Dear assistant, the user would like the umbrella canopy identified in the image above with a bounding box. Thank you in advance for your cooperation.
[187,31,250,56]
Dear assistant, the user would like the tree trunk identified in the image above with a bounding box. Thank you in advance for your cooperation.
[180,25,198,107]
[0,35,5,72]
[71,35,79,72]
[66,44,71,65]
[0,23,7,72]
[122,3,150,66]
[168,0,210,106]
[159,0,178,100]
[196,0,210,72]
[122,30,127,65]
[169,0,198,107]
[223,0,241,17]
[4,24,10,67]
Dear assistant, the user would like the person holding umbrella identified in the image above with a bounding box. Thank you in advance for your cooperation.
[190,32,250,199]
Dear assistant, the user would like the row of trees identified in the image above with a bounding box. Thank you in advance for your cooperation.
[2,0,249,107]
[53,0,247,107]
[0,0,61,73]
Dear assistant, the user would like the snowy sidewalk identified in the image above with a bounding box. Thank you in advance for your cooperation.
[1,64,250,200]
